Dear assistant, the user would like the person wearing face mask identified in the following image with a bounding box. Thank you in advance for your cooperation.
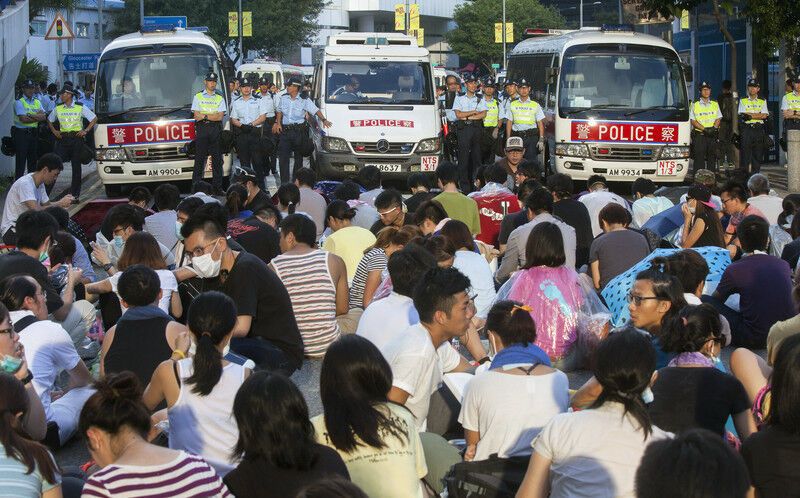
[173,197,205,266]
[234,167,272,216]
[681,184,726,249]
[177,203,303,375]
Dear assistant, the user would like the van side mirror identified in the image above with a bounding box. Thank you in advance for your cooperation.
[683,63,693,83]
[545,67,559,85]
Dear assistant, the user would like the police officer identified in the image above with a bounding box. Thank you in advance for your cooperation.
[12,79,46,179]
[191,71,227,193]
[272,77,331,183]
[505,78,545,169]
[256,75,280,186]
[738,79,769,174]
[228,77,241,101]
[453,74,487,192]
[46,85,96,200]
[439,75,461,162]
[230,77,267,187]
[480,76,501,165]
[690,81,723,173]
[782,75,800,166]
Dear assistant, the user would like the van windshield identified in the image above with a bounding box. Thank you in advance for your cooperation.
[325,61,433,105]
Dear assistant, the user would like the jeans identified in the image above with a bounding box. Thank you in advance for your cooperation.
[230,336,300,376]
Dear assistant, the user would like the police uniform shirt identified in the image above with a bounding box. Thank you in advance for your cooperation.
[14,96,44,128]
[80,95,95,111]
[259,92,278,118]
[278,93,318,125]
[738,97,768,119]
[230,95,265,126]
[509,97,545,131]
[688,99,723,121]
[41,94,57,114]
[191,90,227,114]
[500,97,516,121]
[47,101,96,124]
[452,92,488,119]
[780,91,800,112]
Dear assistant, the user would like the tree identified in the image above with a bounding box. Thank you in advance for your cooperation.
[16,57,49,88]
[29,0,75,18]
[447,0,565,73]
[743,0,800,71]
[109,0,325,64]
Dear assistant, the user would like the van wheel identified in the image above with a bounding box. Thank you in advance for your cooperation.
[104,184,122,198]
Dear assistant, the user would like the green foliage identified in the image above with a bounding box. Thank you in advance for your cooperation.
[16,57,49,88]
[447,0,565,71]
[29,0,75,18]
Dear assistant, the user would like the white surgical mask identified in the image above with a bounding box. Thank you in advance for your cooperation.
[113,235,124,249]
[688,206,696,214]
[175,221,184,241]
[641,387,654,404]
[191,239,221,278]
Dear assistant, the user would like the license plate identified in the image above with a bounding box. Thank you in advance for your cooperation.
[421,156,439,172]
[657,160,677,176]
[147,168,182,177]
[607,168,638,177]
[366,163,402,173]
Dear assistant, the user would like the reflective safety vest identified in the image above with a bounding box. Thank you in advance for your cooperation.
[692,100,720,128]
[785,92,800,111]
[741,98,766,124]
[509,99,542,127]
[484,98,499,127]
[54,103,84,132]
[14,98,42,128]
[195,91,224,113]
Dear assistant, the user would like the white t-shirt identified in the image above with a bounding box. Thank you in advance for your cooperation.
[631,196,674,228]
[383,323,462,430]
[357,292,419,352]
[459,368,569,461]
[579,191,630,237]
[144,210,179,254]
[1,174,48,235]
[11,311,81,420]
[747,194,784,226]
[109,269,178,314]
[452,250,496,319]
[533,401,672,498]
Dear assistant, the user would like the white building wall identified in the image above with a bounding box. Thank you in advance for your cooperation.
[1,0,30,176]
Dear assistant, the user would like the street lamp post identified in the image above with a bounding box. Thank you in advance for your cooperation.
[502,0,506,71]
[139,0,143,28]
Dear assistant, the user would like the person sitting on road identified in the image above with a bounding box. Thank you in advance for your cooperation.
[495,136,536,190]
[234,167,273,216]
[746,173,783,225]
[497,179,541,255]
[371,189,415,235]
[276,183,311,220]
[295,168,328,241]
[631,177,673,228]
[433,162,481,236]
[127,186,152,211]
[405,173,435,215]
[720,181,767,254]
[172,196,205,266]
[144,183,181,255]
[332,180,379,231]
[227,204,282,265]
[468,164,520,247]
[590,203,651,290]
[546,174,592,268]
[44,206,97,283]
[440,220,496,319]
[322,201,377,283]
[414,199,450,236]
[680,184,726,249]
[578,175,630,238]
[357,166,383,207]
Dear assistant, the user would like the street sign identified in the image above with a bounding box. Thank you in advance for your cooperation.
[491,63,500,69]
[64,53,100,72]
[188,26,209,32]
[142,16,187,29]
[394,4,405,31]
[45,12,75,40]
[228,12,252,37]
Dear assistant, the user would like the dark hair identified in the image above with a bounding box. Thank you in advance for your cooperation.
[686,198,725,247]
[153,184,180,211]
[175,196,204,218]
[407,172,430,190]
[522,221,565,268]
[485,300,537,347]
[435,161,459,186]
[232,372,316,469]
[48,231,76,267]
[591,327,656,438]
[486,164,508,185]
[779,193,800,230]
[413,267,471,323]
[737,215,770,253]
[439,220,474,252]
[524,187,553,214]
[191,180,214,195]
[293,167,317,187]
[371,225,419,254]
[721,181,748,203]
[652,250,709,296]
[419,235,454,264]
[388,244,437,297]
[296,478,369,498]
[186,292,237,396]
[277,183,301,214]
[632,177,657,197]
[280,214,317,246]
[117,264,161,307]
[42,206,69,230]
[14,210,58,250]
[414,200,448,226]
[0,275,38,312]
[180,202,226,240]
[721,79,732,90]
[34,152,64,172]
[517,178,542,201]
[765,333,800,434]
[587,174,607,188]
[599,203,632,227]
[253,203,282,225]
[79,372,151,440]
[225,183,249,217]
[320,335,408,452]
[326,200,357,225]
[546,173,573,199]
[333,180,361,201]
[634,267,688,334]
[515,163,536,180]
[357,165,382,190]
[374,189,403,211]
[106,203,145,232]
[117,231,167,271]
[0,302,7,325]
[128,186,152,206]
[661,304,722,353]
[0,373,59,484]
[635,428,749,498]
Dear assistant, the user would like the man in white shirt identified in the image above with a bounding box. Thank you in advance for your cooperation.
[1,153,73,244]
[3,275,93,446]
[746,173,783,225]
[145,184,181,252]
[384,267,474,433]
[294,168,328,241]
[579,175,630,237]
[631,177,673,228]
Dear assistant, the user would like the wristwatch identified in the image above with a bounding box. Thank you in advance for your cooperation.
[102,263,114,272]
[21,371,33,386]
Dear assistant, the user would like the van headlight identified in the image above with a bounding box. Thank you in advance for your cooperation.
[322,137,349,153]
[96,148,127,161]
[554,143,589,158]
[659,146,690,159]
[417,137,440,153]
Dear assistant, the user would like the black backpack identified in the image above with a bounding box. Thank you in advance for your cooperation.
[443,454,530,498]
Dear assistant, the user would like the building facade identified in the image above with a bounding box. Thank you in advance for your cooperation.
[1,0,30,176]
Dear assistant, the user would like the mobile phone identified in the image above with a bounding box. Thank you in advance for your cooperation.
[0,355,23,374]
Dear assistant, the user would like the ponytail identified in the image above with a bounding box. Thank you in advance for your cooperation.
[185,292,237,396]
[288,202,297,215]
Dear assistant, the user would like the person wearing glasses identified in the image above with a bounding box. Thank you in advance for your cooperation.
[370,189,414,235]
[720,181,767,256]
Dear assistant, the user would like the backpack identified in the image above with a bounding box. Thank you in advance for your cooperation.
[443,454,530,498]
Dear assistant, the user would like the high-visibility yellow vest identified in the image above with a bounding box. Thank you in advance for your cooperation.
[785,92,800,111]
[509,99,542,126]
[740,98,766,124]
[195,91,223,113]
[692,100,720,128]
[54,103,83,132]
[14,98,42,128]
[484,98,499,127]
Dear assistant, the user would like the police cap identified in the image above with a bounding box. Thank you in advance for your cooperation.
[504,79,517,87]
[205,71,219,82]
[259,75,272,86]
[517,78,531,88]
[698,81,711,90]
[287,77,303,87]
[240,77,253,88]
[464,73,479,83]
[58,85,77,96]
[22,79,36,88]
[746,78,760,87]
[482,76,496,87]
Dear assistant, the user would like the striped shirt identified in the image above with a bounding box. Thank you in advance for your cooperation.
[81,451,231,497]
[271,250,340,357]
[349,248,387,310]
[0,443,59,498]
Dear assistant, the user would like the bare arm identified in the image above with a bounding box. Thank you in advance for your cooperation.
[330,255,350,315]
[464,428,480,461]
[590,260,601,290]
[387,386,410,406]
[170,290,183,318]
[99,326,116,378]
[515,451,552,498]
[362,270,383,309]
[86,278,113,295]
[733,409,757,440]
[681,217,705,249]
[42,486,62,498]
[571,375,602,410]
[143,361,170,411]
[24,383,47,441]
[232,315,253,338]
[67,360,91,390]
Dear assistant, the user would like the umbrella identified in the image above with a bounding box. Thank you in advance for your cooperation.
[642,203,685,238]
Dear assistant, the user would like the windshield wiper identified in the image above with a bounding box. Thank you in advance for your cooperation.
[565,104,628,116]
[157,104,192,117]
[103,106,172,118]
[625,105,680,117]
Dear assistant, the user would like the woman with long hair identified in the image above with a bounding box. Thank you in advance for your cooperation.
[277,183,301,217]
[143,291,250,475]
[322,200,377,282]
[681,184,725,248]
[440,220,496,319]
[225,183,252,220]
[223,372,349,497]
[80,372,231,497]
[312,335,426,498]
[516,329,671,498]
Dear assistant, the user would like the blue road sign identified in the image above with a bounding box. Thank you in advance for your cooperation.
[63,53,100,72]
[142,16,187,29]
[188,26,209,32]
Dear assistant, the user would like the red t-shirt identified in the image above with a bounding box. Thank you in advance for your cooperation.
[470,185,520,247]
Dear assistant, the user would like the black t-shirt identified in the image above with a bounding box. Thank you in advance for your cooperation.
[742,425,800,498]
[228,217,281,265]
[498,209,528,246]
[369,213,415,235]
[781,237,800,269]
[224,444,350,498]
[405,191,435,216]
[0,251,63,314]
[245,189,273,215]
[222,252,303,365]
[553,199,593,267]
[648,367,749,436]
